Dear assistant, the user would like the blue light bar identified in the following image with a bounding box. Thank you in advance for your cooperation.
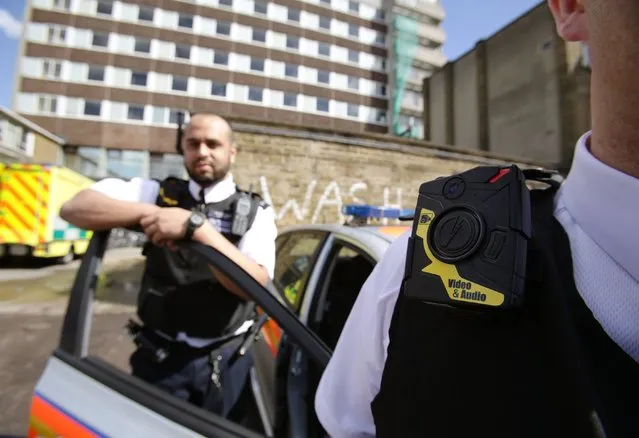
[342,204,414,220]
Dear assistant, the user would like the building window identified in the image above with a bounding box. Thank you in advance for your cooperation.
[134,38,151,53]
[131,71,147,86]
[127,105,145,121]
[172,76,188,92]
[286,35,299,50]
[348,50,359,63]
[349,23,359,37]
[169,109,185,124]
[348,76,359,90]
[213,51,229,65]
[92,32,109,47]
[43,60,62,78]
[319,16,331,30]
[318,42,330,57]
[217,21,231,36]
[349,1,359,13]
[375,33,385,45]
[316,98,329,112]
[376,111,386,123]
[253,28,266,43]
[320,0,330,5]
[211,82,227,96]
[347,103,359,117]
[175,44,191,59]
[248,87,263,102]
[254,1,267,14]
[38,96,57,113]
[150,153,184,180]
[283,93,297,107]
[285,63,298,78]
[287,8,300,22]
[250,57,265,72]
[107,150,148,180]
[377,84,387,96]
[97,0,113,15]
[88,65,105,81]
[138,6,154,22]
[53,0,71,10]
[178,13,194,29]
[317,70,330,84]
[84,100,102,116]
[219,0,232,6]
[374,9,385,20]
[48,26,66,43]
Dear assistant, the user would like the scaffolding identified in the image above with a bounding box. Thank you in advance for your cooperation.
[392,14,420,136]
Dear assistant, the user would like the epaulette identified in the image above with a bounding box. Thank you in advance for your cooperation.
[157,177,189,207]
[236,187,269,209]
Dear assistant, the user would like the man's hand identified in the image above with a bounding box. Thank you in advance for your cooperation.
[140,207,195,246]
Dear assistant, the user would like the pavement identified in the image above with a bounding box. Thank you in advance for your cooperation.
[0,247,143,435]
[0,247,143,283]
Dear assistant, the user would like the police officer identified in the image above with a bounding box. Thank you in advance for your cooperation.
[315,1,639,437]
[60,112,277,420]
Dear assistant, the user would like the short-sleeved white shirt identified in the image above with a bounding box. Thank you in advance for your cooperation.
[89,173,278,347]
[314,131,639,437]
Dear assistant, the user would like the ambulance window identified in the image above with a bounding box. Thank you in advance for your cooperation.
[273,232,325,312]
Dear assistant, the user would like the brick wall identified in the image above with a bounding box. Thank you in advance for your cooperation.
[227,124,538,227]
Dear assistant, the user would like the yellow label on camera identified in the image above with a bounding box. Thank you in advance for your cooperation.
[416,208,505,307]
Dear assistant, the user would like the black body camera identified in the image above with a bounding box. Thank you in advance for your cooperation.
[403,165,532,310]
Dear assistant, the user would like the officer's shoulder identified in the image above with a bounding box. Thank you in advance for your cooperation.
[236,187,270,209]
[157,176,189,189]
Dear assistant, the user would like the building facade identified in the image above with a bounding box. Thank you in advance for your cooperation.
[12,0,445,180]
[421,1,590,172]
[0,105,65,165]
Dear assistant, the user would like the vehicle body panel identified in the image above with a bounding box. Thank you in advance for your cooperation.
[0,163,94,259]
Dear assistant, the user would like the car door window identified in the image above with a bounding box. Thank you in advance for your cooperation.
[273,232,326,313]
[314,243,375,350]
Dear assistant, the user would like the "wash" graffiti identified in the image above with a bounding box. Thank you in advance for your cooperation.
[257,176,405,224]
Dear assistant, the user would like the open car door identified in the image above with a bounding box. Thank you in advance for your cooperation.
[28,229,331,438]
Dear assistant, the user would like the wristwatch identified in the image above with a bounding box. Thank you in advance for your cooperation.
[184,211,206,240]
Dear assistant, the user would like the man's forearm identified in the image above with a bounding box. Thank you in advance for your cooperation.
[60,189,156,231]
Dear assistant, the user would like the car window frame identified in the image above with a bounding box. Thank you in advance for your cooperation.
[56,229,331,438]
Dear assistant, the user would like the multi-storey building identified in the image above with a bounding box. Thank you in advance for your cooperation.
[12,0,445,180]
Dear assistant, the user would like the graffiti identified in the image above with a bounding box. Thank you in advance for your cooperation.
[258,176,405,224]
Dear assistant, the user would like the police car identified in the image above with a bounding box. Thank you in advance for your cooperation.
[27,205,411,438]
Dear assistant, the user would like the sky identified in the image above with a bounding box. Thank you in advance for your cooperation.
[0,0,543,110]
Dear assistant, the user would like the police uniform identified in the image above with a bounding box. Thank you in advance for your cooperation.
[314,131,639,437]
[90,174,277,417]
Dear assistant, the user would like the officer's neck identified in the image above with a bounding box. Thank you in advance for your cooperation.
[589,71,639,179]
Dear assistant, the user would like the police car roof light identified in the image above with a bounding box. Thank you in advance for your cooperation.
[342,204,414,220]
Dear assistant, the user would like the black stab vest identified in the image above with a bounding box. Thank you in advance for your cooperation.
[371,185,639,438]
[137,177,263,339]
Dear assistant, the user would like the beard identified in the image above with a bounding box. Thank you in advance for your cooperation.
[186,159,231,187]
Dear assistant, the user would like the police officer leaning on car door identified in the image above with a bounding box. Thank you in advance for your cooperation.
[315,0,639,437]
[60,112,277,421]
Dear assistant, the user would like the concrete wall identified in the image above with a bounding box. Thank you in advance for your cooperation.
[423,2,591,171]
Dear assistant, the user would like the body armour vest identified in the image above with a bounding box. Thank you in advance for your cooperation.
[137,177,263,339]
[371,184,639,438]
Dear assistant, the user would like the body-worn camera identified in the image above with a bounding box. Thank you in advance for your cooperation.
[403,165,532,310]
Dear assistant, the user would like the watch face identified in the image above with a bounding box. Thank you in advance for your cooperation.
[191,213,205,226]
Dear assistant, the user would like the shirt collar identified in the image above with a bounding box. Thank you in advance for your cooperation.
[188,173,236,203]
[560,131,639,282]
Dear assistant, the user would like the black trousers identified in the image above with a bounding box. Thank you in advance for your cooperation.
[129,333,255,421]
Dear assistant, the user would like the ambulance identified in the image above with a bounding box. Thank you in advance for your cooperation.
[0,162,94,263]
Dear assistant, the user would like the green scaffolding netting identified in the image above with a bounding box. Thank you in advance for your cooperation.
[392,15,419,136]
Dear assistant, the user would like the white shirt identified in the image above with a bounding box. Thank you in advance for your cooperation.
[314,131,639,438]
[89,173,278,347]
